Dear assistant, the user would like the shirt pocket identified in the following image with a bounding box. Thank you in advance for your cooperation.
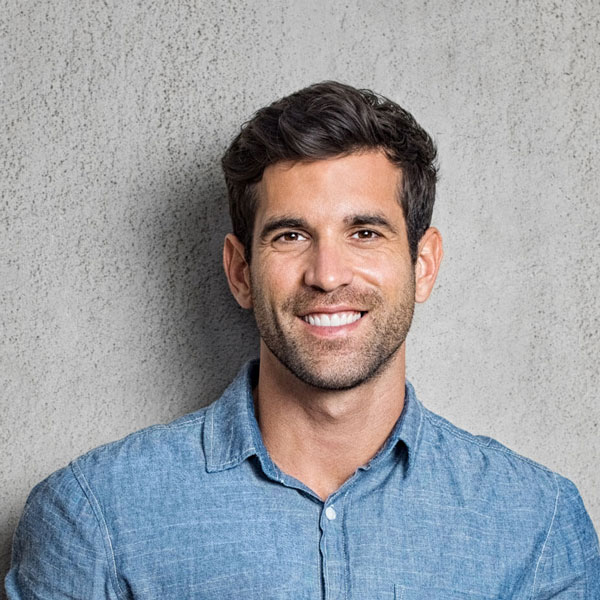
[394,584,493,599]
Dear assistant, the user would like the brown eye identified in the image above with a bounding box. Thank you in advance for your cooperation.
[353,230,379,240]
[275,231,307,242]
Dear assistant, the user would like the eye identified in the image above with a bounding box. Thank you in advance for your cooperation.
[352,229,380,240]
[274,231,308,242]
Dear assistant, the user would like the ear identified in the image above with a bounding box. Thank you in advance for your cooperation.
[223,234,253,309]
[414,227,443,303]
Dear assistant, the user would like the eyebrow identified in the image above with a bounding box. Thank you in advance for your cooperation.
[344,213,399,234]
[258,212,399,240]
[259,217,310,240]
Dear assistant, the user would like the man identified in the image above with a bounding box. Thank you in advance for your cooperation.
[6,82,599,598]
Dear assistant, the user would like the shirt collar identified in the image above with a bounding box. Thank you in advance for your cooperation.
[365,376,424,473]
[204,359,424,475]
[204,359,260,473]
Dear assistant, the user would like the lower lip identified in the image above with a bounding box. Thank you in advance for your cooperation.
[299,313,366,337]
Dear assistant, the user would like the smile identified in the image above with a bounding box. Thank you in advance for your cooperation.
[301,311,363,327]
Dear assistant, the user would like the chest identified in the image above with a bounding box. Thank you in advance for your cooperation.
[107,475,542,599]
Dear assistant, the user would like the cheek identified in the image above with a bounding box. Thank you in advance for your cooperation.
[251,260,299,302]
[353,252,413,290]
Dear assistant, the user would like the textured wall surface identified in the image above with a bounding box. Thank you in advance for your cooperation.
[1,0,599,591]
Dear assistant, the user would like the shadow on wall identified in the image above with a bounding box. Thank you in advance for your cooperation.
[0,161,260,595]
[141,159,261,402]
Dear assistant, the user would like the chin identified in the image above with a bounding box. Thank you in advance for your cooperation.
[283,357,388,392]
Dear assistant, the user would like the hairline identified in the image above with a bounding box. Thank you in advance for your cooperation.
[242,150,412,264]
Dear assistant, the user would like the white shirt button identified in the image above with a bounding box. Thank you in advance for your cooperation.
[325,506,337,520]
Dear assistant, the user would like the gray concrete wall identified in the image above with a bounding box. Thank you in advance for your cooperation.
[1,0,598,590]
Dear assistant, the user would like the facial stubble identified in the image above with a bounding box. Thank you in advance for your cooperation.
[251,272,416,391]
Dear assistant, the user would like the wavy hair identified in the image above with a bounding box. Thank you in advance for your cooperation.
[221,81,437,264]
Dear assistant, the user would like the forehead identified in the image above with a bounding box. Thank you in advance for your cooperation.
[255,151,403,223]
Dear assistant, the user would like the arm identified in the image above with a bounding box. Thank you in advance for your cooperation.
[5,464,122,599]
[531,475,600,599]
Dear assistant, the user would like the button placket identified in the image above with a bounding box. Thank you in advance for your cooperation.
[319,501,346,599]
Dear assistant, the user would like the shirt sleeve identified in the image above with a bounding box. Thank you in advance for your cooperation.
[531,475,600,599]
[4,464,122,600]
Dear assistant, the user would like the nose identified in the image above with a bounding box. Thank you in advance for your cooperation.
[303,239,354,292]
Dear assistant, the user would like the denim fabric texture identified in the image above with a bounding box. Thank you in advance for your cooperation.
[6,359,600,599]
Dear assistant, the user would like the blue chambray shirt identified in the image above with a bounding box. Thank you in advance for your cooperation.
[6,360,600,599]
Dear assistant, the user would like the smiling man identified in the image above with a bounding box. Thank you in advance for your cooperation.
[223,150,438,502]
[6,82,599,599]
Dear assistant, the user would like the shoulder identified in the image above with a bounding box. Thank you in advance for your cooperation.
[417,403,570,508]
[421,403,558,472]
[16,405,212,528]
[6,454,122,596]
[69,405,211,489]
[414,402,600,593]
[17,461,100,533]
[6,406,215,597]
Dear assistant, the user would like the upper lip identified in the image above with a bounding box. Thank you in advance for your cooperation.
[298,306,366,317]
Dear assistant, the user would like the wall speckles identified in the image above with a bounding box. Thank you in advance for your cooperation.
[1,0,599,591]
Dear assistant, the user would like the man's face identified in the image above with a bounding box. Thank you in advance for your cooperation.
[249,151,416,390]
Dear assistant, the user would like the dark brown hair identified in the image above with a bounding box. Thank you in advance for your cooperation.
[221,81,437,263]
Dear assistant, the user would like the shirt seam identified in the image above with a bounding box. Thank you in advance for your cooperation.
[342,486,352,600]
[211,448,257,469]
[129,413,207,433]
[123,413,207,434]
[75,414,208,465]
[563,481,590,598]
[530,472,560,599]
[70,460,126,600]
[409,397,425,471]
[421,409,554,474]
[209,404,215,466]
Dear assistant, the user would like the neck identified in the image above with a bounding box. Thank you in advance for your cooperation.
[254,343,406,500]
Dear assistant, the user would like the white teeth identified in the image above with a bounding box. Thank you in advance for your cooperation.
[303,311,362,327]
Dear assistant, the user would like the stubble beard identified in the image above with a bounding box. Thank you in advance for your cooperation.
[251,277,416,391]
